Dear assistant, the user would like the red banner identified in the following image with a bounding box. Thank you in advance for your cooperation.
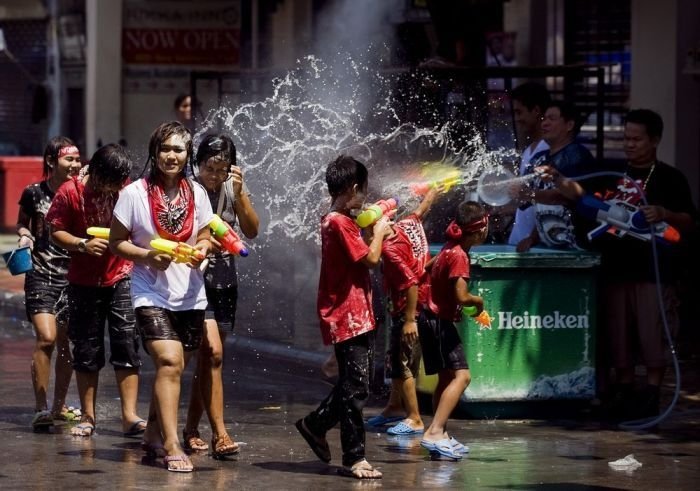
[123,28,240,65]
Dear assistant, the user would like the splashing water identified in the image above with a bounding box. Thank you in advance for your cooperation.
[194,55,520,345]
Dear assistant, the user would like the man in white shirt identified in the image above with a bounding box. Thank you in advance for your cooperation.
[507,83,550,246]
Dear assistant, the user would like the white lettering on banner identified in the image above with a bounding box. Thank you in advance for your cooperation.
[497,311,589,330]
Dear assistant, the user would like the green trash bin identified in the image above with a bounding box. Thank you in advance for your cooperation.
[417,244,600,403]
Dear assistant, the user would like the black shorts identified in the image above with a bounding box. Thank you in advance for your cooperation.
[387,314,422,380]
[67,278,141,373]
[136,306,204,352]
[205,285,238,332]
[24,269,69,323]
[418,310,469,375]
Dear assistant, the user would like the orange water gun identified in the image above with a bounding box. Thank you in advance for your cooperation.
[355,198,398,228]
[463,305,492,329]
[150,238,205,264]
[209,214,249,257]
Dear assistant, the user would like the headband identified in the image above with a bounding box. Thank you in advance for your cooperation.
[445,215,489,241]
[58,146,80,157]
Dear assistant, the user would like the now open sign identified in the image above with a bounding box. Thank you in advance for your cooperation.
[123,28,240,65]
[122,0,240,66]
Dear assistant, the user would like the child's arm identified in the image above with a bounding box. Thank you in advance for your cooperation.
[402,285,419,344]
[412,186,441,219]
[360,216,392,267]
[455,277,484,314]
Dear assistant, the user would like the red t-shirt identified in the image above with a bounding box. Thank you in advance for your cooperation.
[46,178,132,287]
[317,212,374,345]
[381,214,431,316]
[429,241,470,321]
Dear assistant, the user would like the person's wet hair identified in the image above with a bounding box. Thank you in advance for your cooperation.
[42,136,77,178]
[88,143,131,190]
[143,121,193,181]
[456,201,487,230]
[196,133,237,168]
[625,109,664,140]
[325,155,368,198]
[511,83,551,112]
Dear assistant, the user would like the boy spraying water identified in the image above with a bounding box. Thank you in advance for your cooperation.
[367,186,442,436]
[296,155,391,480]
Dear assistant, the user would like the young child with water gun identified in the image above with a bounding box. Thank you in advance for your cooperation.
[366,186,441,436]
[296,155,390,480]
[419,201,488,460]
[46,143,145,439]
[17,136,80,430]
[180,133,259,459]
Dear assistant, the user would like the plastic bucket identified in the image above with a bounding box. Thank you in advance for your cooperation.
[1,246,33,275]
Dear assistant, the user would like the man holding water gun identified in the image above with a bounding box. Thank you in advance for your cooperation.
[540,109,699,421]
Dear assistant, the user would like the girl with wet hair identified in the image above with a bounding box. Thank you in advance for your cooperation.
[17,136,81,430]
[110,121,213,473]
[182,133,259,457]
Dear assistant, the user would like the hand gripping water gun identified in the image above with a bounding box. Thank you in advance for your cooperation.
[576,194,681,244]
[150,238,206,263]
[86,227,110,239]
[355,198,398,228]
[409,172,462,196]
[463,305,492,330]
[209,214,249,257]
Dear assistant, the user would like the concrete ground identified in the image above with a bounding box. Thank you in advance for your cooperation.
[2,235,700,489]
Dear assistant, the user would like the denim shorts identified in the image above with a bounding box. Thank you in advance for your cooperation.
[136,307,204,352]
[204,285,238,332]
[67,278,141,373]
[418,310,469,375]
[24,269,69,323]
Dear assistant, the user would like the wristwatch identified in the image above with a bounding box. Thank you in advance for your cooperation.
[77,238,88,253]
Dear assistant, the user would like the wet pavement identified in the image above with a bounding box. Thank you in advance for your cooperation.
[2,235,700,489]
[1,320,699,490]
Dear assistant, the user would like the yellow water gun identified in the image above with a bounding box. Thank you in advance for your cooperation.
[150,238,205,263]
[86,227,110,239]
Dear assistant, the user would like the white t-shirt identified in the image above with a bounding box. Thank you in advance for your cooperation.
[113,179,214,310]
[508,139,550,245]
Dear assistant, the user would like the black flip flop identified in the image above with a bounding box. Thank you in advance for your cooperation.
[295,418,331,463]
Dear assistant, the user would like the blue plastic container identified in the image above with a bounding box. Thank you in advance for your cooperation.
[2,246,33,275]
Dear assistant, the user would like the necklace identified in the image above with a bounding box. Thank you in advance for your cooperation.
[626,161,656,192]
